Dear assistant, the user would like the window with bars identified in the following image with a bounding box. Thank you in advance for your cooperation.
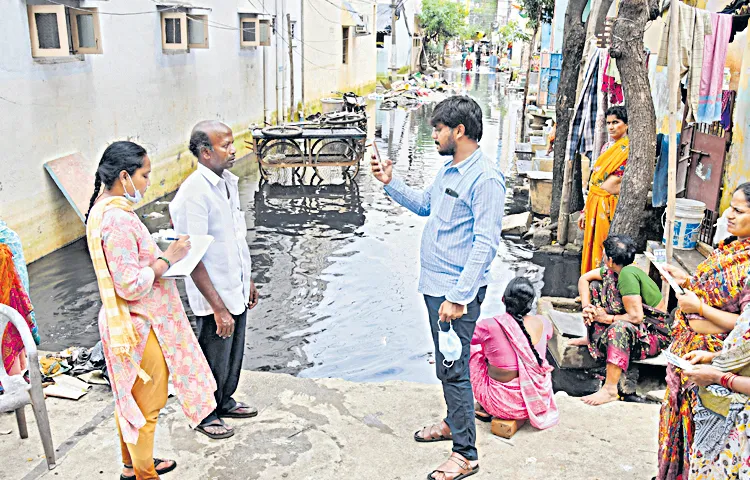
[239,14,259,47]
[342,27,349,64]
[27,4,102,57]
[161,12,187,51]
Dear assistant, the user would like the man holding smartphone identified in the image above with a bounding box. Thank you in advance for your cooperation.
[371,96,505,480]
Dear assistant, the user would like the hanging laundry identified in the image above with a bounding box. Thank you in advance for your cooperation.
[696,13,732,123]
[657,2,712,122]
[602,55,624,105]
[729,14,750,42]
[652,132,681,208]
[566,48,602,167]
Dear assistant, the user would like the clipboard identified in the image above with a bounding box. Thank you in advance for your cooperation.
[162,235,214,278]
[645,252,685,294]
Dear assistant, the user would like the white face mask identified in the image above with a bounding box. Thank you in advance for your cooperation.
[122,174,144,204]
[437,321,462,368]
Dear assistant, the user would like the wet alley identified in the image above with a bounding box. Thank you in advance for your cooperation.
[28,69,557,384]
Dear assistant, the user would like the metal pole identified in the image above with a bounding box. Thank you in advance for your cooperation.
[300,0,305,120]
[275,0,281,125]
[288,13,295,121]
[663,0,680,296]
[389,0,397,75]
[281,0,287,123]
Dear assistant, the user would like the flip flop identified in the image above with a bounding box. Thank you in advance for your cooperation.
[474,412,493,423]
[120,458,177,479]
[220,402,259,419]
[195,420,235,439]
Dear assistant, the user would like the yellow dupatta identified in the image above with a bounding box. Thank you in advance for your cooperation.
[581,136,630,274]
[86,196,150,382]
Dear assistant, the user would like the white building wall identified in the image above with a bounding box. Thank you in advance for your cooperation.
[1,0,303,261]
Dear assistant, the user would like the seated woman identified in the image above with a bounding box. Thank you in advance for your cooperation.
[573,234,671,406]
[470,277,559,430]
[683,305,750,479]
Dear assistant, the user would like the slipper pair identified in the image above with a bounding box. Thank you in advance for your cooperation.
[120,458,176,480]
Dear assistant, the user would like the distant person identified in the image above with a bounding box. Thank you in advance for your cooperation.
[578,106,629,275]
[471,277,558,430]
[370,95,506,480]
[573,234,670,405]
[170,121,260,440]
[85,141,216,480]
[465,57,473,72]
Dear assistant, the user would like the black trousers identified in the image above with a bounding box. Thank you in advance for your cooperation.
[423,286,486,461]
[196,309,247,425]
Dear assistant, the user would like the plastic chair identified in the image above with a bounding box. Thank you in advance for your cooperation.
[0,304,56,469]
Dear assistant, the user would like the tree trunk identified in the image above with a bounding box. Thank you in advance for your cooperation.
[550,0,589,224]
[520,17,540,141]
[608,0,658,244]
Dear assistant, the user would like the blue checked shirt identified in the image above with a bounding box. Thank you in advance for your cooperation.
[384,148,506,305]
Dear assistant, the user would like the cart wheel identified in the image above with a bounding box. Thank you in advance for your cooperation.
[261,125,304,138]
[313,139,356,184]
[260,139,304,185]
[324,112,366,126]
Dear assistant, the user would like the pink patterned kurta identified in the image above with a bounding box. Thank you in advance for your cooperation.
[98,208,216,444]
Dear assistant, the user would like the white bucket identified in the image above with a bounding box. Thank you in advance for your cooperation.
[321,97,344,114]
[662,199,706,250]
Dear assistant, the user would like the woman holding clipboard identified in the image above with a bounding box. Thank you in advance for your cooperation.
[85,141,216,480]
[657,183,750,480]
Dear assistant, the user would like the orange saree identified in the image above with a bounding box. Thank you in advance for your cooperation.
[580,136,629,274]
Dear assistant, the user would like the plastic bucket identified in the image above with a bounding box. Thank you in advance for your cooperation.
[662,199,706,250]
[321,97,344,114]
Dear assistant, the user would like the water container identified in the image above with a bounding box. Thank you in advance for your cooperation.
[662,199,706,250]
[321,97,344,114]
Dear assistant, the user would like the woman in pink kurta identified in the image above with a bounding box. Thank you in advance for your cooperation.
[85,141,216,480]
[470,277,559,430]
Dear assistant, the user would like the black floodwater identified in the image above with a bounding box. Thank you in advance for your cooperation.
[28,68,560,384]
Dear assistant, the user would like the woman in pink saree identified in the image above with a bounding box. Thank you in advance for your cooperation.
[470,277,559,429]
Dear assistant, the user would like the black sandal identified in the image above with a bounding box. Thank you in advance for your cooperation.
[220,401,258,419]
[120,458,177,479]
[475,412,493,423]
[195,419,235,439]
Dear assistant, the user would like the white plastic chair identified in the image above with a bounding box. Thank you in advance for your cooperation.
[0,304,55,469]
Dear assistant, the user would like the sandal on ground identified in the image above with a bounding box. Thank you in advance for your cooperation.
[120,458,177,480]
[220,401,259,419]
[195,419,235,439]
[414,422,453,443]
[474,411,492,423]
[427,453,480,480]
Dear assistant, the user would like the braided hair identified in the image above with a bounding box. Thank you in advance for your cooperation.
[85,141,147,223]
[503,277,543,367]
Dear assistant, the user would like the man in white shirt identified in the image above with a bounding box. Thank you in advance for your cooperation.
[170,120,259,440]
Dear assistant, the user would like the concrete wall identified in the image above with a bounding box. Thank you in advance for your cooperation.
[720,31,750,210]
[303,0,377,107]
[2,0,379,262]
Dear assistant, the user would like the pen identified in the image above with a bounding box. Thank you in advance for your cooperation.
[164,237,180,241]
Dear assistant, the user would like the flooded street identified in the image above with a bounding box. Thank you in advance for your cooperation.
[29,68,552,384]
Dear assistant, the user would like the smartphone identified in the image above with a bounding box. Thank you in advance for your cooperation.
[369,140,386,172]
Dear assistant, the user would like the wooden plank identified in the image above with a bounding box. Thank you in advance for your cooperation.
[43,152,93,224]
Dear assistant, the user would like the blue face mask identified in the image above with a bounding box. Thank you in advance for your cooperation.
[123,174,144,204]
[437,321,462,368]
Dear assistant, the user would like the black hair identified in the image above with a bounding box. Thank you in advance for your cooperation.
[503,277,543,367]
[85,141,147,223]
[189,129,213,158]
[605,105,628,125]
[734,182,750,205]
[430,95,483,141]
[603,234,637,267]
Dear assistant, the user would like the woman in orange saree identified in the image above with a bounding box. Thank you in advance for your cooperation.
[579,106,629,275]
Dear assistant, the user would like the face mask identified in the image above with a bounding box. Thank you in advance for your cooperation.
[123,174,144,204]
[437,321,462,368]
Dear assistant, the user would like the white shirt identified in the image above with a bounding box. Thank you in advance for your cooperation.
[169,164,252,316]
